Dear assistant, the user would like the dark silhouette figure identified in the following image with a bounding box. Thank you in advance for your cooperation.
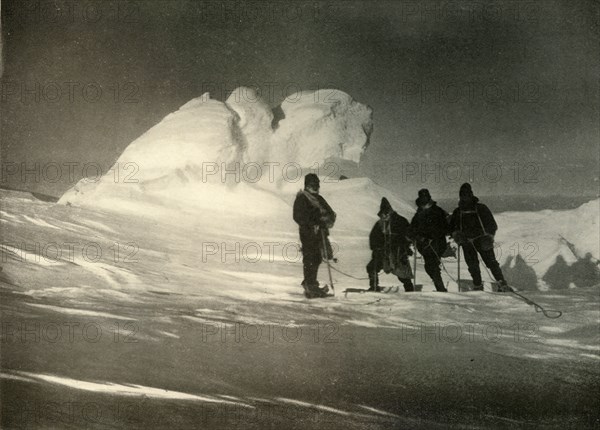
[449,183,507,291]
[501,255,538,291]
[410,189,450,292]
[367,198,415,292]
[542,255,571,290]
[293,174,336,299]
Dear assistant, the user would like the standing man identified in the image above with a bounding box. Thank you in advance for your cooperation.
[367,198,415,292]
[293,173,336,299]
[449,183,508,291]
[410,189,450,292]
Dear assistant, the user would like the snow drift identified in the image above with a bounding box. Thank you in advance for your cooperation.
[58,87,373,218]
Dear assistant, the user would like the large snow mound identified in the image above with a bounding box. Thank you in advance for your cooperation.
[59,87,373,213]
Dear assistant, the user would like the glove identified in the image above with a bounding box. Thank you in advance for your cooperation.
[479,234,495,251]
[452,231,467,245]
[320,215,334,229]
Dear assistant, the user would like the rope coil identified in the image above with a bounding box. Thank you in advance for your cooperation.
[437,241,563,319]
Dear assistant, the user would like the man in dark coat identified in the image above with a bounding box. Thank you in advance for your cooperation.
[449,183,507,291]
[293,173,336,299]
[367,198,415,292]
[409,189,449,292]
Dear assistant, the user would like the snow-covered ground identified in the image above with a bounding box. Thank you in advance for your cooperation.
[1,187,599,429]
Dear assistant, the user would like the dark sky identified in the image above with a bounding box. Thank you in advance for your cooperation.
[1,0,599,199]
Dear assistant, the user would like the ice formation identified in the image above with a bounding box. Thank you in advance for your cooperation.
[58,87,374,215]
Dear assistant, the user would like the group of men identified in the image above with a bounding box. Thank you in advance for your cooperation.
[293,173,508,299]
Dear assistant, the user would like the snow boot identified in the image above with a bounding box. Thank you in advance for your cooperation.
[367,285,383,292]
[303,283,330,299]
[368,275,382,292]
[495,280,510,293]
[473,283,484,291]
[433,276,447,292]
[399,278,414,292]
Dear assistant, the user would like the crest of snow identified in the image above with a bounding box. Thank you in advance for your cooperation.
[579,353,600,360]
[26,303,136,320]
[8,372,253,407]
[1,210,19,219]
[158,331,180,338]
[22,215,60,230]
[358,405,402,418]
[275,397,351,416]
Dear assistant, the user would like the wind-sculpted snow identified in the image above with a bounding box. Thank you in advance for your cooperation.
[59,87,373,219]
[270,89,373,168]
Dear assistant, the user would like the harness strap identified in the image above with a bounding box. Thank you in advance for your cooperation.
[459,207,488,236]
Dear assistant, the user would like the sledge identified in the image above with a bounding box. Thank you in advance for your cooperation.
[458,280,476,292]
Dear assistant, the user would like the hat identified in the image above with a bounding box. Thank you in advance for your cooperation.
[378,197,393,216]
[415,188,432,207]
[459,182,474,198]
[304,173,320,188]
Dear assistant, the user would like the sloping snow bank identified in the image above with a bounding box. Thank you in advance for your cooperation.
[495,198,599,285]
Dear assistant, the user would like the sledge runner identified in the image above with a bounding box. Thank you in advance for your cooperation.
[449,183,508,292]
[367,198,415,292]
[409,189,450,292]
[293,174,337,299]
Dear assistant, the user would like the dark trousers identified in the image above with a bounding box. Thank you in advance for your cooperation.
[302,248,321,288]
[366,256,414,292]
[300,226,322,288]
[417,243,447,292]
[462,241,505,286]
